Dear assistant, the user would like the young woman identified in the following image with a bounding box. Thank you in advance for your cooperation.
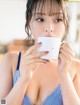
[0,0,80,105]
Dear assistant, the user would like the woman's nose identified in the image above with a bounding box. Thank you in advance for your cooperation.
[46,29,53,32]
[45,22,54,33]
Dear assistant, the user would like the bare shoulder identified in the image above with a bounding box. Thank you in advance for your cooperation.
[0,52,13,71]
[71,58,80,75]
[0,51,19,74]
[74,58,80,73]
[69,58,78,80]
[8,51,20,75]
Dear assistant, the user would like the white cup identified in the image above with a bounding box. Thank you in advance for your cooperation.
[38,37,61,60]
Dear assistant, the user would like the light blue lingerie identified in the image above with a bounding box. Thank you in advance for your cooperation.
[13,70,63,105]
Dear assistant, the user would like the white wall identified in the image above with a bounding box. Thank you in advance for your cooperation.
[0,0,27,43]
[68,2,78,42]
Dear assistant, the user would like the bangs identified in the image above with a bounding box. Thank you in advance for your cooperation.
[32,0,64,16]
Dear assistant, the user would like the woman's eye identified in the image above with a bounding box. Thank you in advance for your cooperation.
[35,18,44,22]
[55,18,63,23]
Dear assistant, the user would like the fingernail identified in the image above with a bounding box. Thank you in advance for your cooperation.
[45,60,49,62]
[45,51,49,53]
[38,42,42,45]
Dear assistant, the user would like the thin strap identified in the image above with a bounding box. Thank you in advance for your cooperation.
[16,52,21,70]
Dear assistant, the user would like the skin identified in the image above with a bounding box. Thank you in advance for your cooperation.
[0,1,80,105]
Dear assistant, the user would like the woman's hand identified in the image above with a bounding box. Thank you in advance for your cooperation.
[19,43,49,81]
[58,42,75,78]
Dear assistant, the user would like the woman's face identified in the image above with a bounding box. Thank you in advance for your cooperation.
[29,1,65,43]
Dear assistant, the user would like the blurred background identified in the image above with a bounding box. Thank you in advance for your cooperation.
[0,0,80,61]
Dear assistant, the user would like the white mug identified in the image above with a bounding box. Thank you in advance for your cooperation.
[38,37,61,60]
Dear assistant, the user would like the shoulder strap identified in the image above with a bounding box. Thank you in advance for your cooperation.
[16,52,21,70]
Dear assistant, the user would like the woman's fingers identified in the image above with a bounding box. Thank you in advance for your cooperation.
[59,42,75,64]
[60,42,74,55]
[59,51,72,65]
[26,51,49,60]
[61,42,74,52]
[59,52,66,62]
[61,46,73,55]
[25,43,42,55]
[60,48,74,58]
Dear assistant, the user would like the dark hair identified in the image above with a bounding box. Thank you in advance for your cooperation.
[25,0,69,41]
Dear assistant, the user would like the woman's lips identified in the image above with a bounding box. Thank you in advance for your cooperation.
[45,36,52,37]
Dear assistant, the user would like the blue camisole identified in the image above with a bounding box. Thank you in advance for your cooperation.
[13,52,63,105]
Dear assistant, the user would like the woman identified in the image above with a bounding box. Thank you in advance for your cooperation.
[0,0,80,105]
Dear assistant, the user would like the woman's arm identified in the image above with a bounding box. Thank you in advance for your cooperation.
[58,43,80,105]
[0,52,30,105]
[73,59,80,96]
[60,72,80,105]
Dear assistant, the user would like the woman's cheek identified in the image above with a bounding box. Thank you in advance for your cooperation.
[60,23,65,33]
[32,26,44,39]
[55,24,65,38]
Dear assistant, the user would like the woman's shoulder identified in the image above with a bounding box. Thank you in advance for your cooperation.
[69,58,79,80]
[2,51,19,64]
[8,51,21,75]
[72,58,80,73]
[69,58,80,81]
[0,51,19,73]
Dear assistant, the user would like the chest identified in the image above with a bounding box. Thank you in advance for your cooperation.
[28,63,60,103]
[38,67,60,103]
